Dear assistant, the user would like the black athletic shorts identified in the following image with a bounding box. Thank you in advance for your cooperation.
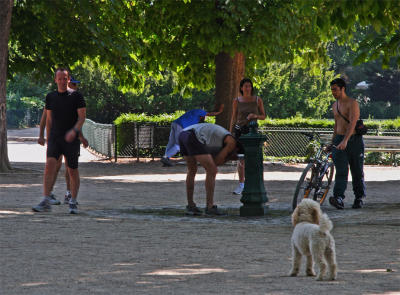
[178,130,209,156]
[47,137,80,169]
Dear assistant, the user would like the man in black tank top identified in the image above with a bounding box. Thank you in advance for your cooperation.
[32,68,86,214]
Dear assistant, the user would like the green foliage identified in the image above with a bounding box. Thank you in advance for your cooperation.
[365,152,400,166]
[8,0,400,91]
[359,101,400,120]
[114,111,215,126]
[304,140,321,162]
[327,30,399,120]
[114,112,399,130]
[10,0,143,87]
[6,74,48,127]
[71,61,216,123]
[264,152,400,165]
[254,62,336,118]
[135,0,334,90]
[263,156,306,164]
[259,117,335,128]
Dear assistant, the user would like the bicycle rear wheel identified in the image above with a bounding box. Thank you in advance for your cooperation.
[313,161,334,205]
[292,163,315,211]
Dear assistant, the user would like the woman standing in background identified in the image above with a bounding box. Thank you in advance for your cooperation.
[229,78,266,195]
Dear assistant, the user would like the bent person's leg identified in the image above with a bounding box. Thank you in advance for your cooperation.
[194,154,217,209]
[184,156,197,207]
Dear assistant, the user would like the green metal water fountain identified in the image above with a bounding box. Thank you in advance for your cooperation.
[239,121,268,217]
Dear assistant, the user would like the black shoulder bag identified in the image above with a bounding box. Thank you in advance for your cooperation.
[336,103,368,135]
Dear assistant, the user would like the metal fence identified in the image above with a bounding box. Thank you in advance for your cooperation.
[258,127,332,157]
[82,119,115,159]
[259,126,400,157]
[83,120,400,160]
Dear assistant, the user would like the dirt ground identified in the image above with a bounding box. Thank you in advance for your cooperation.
[1,137,400,294]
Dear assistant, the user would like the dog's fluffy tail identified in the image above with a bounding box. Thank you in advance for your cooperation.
[319,213,333,232]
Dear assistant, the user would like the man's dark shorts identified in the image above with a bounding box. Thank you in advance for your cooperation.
[47,137,80,169]
[179,130,209,156]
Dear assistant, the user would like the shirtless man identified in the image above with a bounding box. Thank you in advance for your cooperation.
[329,78,366,209]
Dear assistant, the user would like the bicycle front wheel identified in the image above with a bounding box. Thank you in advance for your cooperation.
[292,163,315,211]
[313,161,334,205]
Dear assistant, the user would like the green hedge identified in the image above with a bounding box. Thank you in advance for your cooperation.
[113,113,400,159]
[258,117,400,129]
[114,111,217,126]
[115,113,400,129]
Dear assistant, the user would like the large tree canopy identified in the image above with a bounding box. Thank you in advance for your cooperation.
[9,1,399,87]
[1,0,399,171]
[9,0,142,86]
[127,0,400,86]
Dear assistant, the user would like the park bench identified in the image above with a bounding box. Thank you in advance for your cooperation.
[320,134,400,166]
[363,135,400,165]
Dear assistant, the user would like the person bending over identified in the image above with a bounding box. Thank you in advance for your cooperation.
[179,123,243,216]
[161,103,224,167]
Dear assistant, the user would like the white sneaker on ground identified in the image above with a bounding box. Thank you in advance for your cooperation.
[233,185,244,195]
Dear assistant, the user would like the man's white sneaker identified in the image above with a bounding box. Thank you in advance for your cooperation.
[233,185,244,195]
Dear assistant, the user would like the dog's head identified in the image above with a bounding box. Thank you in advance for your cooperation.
[292,199,321,226]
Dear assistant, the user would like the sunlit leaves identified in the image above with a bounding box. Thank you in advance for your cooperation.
[8,0,400,90]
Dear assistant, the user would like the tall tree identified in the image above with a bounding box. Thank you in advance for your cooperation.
[131,0,400,127]
[1,0,400,170]
[0,0,13,172]
[134,0,331,128]
[1,0,141,171]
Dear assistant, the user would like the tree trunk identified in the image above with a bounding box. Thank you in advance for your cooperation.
[0,0,13,172]
[215,52,245,130]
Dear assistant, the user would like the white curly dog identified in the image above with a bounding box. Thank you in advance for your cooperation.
[289,199,337,280]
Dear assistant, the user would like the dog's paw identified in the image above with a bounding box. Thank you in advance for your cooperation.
[316,276,324,281]
[289,272,298,277]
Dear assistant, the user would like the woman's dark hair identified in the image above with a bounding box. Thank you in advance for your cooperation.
[239,78,254,95]
[330,78,346,89]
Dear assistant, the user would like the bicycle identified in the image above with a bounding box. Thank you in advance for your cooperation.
[292,132,335,210]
